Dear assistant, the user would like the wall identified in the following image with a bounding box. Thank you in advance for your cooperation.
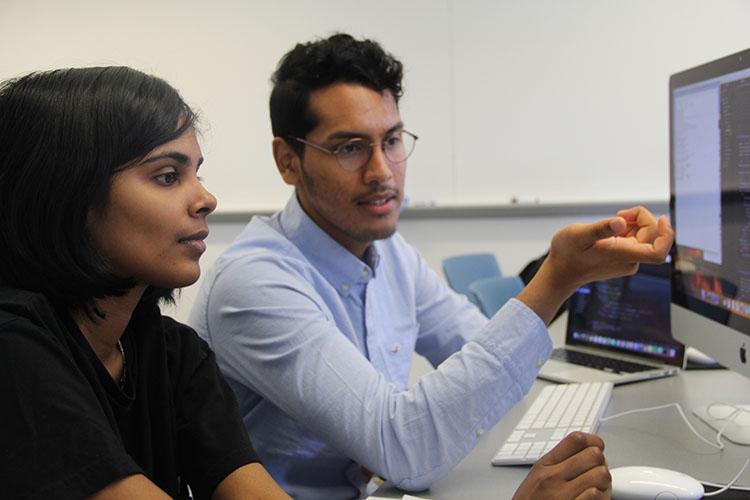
[2,1,749,212]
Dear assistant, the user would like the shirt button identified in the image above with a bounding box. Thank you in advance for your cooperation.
[391,344,400,353]
[535,358,543,369]
[362,268,369,277]
[340,283,349,292]
[476,428,484,437]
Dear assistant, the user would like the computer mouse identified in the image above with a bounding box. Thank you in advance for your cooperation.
[610,465,704,499]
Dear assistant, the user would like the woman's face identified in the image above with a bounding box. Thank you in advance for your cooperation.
[88,127,217,289]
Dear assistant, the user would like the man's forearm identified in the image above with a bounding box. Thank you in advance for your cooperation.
[516,258,578,325]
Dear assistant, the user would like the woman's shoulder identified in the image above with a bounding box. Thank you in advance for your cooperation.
[151,312,212,366]
[146,313,225,402]
[0,286,66,337]
[160,314,205,346]
[0,288,88,385]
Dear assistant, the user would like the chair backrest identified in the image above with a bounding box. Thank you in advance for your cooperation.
[442,253,502,304]
[468,275,524,317]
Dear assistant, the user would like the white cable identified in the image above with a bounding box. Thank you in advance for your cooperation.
[705,402,750,448]
[600,401,750,492]
[702,458,750,496]
[701,478,750,492]
[600,402,723,450]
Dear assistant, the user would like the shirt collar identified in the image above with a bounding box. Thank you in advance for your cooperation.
[278,194,379,296]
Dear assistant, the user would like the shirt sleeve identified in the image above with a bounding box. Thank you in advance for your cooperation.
[0,318,142,500]
[164,320,260,500]
[203,252,552,491]
[408,242,494,366]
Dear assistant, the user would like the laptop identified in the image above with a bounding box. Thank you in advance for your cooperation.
[538,262,686,385]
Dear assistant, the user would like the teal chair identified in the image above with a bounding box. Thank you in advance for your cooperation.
[442,253,502,305]
[468,275,524,317]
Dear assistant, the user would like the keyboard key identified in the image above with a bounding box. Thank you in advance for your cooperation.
[500,442,517,453]
[507,430,524,443]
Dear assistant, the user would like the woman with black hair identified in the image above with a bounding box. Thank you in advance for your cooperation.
[0,67,290,499]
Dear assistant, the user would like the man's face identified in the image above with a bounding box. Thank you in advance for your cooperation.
[292,83,406,258]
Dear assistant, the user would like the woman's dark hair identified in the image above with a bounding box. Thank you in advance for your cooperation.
[270,33,404,153]
[0,66,197,313]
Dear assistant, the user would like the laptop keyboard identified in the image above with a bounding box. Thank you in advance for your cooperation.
[551,348,656,374]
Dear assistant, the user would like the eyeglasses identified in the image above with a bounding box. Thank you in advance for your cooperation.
[290,130,418,172]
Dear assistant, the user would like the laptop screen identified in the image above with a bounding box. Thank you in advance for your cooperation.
[566,262,685,367]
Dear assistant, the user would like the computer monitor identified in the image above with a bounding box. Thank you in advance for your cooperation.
[670,47,750,444]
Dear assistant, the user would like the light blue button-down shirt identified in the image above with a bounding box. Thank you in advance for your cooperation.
[189,195,552,499]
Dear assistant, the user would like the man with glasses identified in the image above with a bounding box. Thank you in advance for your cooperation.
[190,33,672,499]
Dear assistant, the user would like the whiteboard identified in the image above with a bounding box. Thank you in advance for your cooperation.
[1,0,749,212]
[448,0,750,207]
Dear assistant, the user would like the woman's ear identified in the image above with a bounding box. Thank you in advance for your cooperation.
[272,137,301,186]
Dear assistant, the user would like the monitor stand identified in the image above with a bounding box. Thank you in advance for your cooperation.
[693,404,750,445]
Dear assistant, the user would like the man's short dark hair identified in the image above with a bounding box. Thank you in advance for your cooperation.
[269,33,404,152]
[0,66,197,313]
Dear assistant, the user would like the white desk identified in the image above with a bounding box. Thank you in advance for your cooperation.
[375,315,750,499]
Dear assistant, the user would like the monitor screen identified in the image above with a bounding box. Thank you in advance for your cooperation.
[670,47,750,380]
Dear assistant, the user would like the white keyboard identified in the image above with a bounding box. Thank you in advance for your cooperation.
[491,381,613,465]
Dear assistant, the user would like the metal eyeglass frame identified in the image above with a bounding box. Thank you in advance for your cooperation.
[290,130,418,171]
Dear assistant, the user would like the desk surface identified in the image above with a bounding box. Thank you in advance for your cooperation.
[375,315,750,499]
